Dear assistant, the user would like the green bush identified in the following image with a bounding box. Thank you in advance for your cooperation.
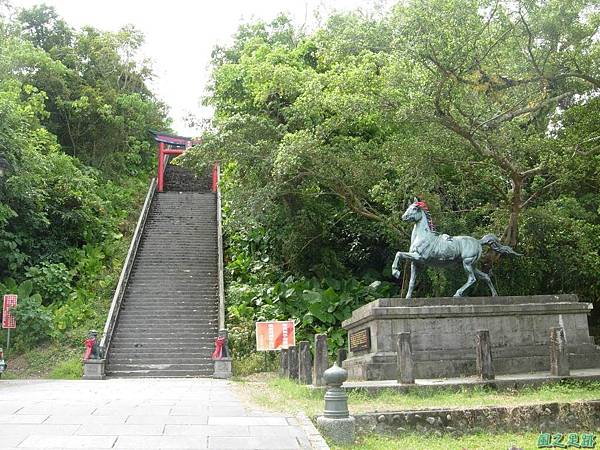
[233,352,278,377]
[0,279,54,351]
[25,262,73,306]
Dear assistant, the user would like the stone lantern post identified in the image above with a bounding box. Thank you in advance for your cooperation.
[316,362,355,445]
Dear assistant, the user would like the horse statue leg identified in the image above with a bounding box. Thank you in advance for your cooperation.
[454,257,477,297]
[406,262,419,298]
[391,251,403,279]
[474,269,498,296]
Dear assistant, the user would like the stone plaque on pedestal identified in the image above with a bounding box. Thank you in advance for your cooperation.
[342,295,600,381]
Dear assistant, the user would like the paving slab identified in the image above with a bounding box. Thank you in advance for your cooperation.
[0,378,318,449]
[44,415,128,425]
[2,424,80,437]
[114,435,207,449]
[208,435,300,449]
[164,424,250,436]
[75,424,165,436]
[126,414,208,425]
[0,414,48,424]
[18,435,117,449]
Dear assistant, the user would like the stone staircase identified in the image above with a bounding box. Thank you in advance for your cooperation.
[106,165,218,377]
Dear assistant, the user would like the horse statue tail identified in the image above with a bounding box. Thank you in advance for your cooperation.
[480,234,522,256]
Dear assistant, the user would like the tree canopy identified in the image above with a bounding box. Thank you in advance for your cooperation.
[0,3,169,350]
[180,0,600,354]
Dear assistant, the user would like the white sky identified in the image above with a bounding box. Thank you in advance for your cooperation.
[10,0,382,136]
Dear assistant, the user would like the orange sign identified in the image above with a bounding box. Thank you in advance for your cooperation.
[256,320,295,351]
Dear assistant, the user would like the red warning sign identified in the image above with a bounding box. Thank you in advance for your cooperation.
[2,294,17,329]
[256,320,295,351]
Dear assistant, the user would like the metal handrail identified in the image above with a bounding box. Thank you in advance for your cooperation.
[99,177,157,356]
[215,163,226,331]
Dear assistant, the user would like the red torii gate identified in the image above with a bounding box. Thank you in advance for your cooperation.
[150,131,218,193]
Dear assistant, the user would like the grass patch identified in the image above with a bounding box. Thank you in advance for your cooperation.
[1,344,81,379]
[332,432,540,450]
[48,356,83,379]
[234,375,600,417]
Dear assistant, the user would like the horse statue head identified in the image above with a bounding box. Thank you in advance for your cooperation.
[402,198,435,231]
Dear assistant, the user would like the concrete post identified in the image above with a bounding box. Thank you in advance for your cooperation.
[336,348,348,367]
[288,345,299,380]
[395,332,415,384]
[475,330,495,380]
[550,327,570,376]
[314,334,328,386]
[82,359,105,380]
[316,362,355,445]
[298,341,313,385]
[280,348,288,377]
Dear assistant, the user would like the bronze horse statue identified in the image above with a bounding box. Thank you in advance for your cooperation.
[392,199,521,298]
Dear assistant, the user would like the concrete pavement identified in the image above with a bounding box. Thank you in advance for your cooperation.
[0,378,318,449]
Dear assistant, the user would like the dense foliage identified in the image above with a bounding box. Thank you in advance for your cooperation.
[0,3,168,351]
[180,0,600,356]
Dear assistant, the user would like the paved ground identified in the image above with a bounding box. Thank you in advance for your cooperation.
[0,378,314,449]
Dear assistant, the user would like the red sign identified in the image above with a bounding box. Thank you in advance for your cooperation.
[2,295,17,329]
[256,320,295,351]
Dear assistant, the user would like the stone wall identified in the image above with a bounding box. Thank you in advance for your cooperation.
[352,400,600,436]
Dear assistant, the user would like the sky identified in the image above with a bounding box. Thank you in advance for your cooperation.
[11,0,383,137]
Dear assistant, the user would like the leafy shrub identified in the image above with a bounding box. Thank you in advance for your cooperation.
[0,278,54,350]
[52,295,94,334]
[227,273,397,358]
[25,262,73,306]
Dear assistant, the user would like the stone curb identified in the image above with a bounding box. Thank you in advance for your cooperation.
[296,412,331,450]
[353,399,600,436]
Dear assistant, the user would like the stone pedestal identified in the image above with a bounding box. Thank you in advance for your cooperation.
[213,357,232,379]
[316,416,355,445]
[82,359,105,380]
[342,295,600,381]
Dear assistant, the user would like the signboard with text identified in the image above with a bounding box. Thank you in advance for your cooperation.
[2,295,17,329]
[349,327,371,353]
[256,320,295,351]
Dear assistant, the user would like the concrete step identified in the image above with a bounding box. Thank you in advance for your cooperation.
[117,310,218,315]
[109,348,214,354]
[106,360,214,373]
[106,370,213,378]
[119,305,217,311]
[108,356,210,364]
[111,340,217,347]
[114,329,217,336]
[108,347,214,354]
[116,319,217,325]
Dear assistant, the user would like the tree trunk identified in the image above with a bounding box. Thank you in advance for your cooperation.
[483,175,522,271]
[502,176,522,248]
